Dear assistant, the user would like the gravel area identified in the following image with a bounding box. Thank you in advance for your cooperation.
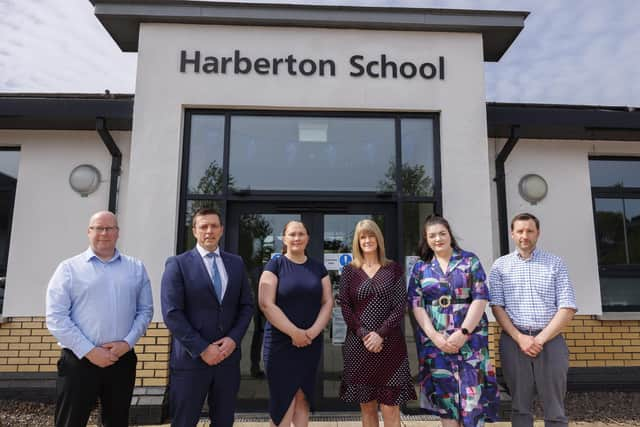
[1,392,639,426]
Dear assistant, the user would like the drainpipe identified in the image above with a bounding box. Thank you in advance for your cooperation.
[96,117,122,214]
[494,125,520,255]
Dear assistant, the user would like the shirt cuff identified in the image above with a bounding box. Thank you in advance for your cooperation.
[73,341,96,360]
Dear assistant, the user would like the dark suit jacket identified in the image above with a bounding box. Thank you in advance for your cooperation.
[161,248,254,370]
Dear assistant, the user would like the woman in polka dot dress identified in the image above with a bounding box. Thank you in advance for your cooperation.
[408,215,499,427]
[338,219,416,427]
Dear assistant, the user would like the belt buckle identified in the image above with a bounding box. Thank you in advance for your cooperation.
[438,295,451,308]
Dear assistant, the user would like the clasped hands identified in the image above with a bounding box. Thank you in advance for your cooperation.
[291,328,315,348]
[517,333,545,357]
[363,331,383,353]
[200,337,237,366]
[85,340,130,368]
[433,329,468,354]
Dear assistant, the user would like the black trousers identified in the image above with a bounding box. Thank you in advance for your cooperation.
[55,348,137,427]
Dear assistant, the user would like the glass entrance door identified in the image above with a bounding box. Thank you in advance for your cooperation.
[226,203,396,412]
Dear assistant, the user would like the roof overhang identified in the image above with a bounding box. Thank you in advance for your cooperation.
[89,0,528,61]
[487,103,640,141]
[0,94,133,131]
[2,95,640,143]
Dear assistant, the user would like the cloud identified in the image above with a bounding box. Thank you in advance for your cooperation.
[0,0,638,106]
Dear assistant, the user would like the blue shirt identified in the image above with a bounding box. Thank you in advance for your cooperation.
[488,248,577,330]
[46,248,154,359]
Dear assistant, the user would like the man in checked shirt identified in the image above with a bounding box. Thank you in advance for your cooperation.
[489,212,577,427]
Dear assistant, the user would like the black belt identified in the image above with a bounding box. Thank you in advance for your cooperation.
[430,295,472,308]
[515,326,543,336]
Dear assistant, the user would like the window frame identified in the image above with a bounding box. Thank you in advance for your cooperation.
[178,109,442,264]
[590,155,640,312]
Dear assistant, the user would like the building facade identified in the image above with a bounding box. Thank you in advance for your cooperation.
[0,1,639,423]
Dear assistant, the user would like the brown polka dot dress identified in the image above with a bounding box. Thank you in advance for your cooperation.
[338,262,416,405]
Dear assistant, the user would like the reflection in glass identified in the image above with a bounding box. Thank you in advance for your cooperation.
[229,116,395,191]
[188,115,225,194]
[600,276,640,310]
[237,213,299,398]
[594,198,626,265]
[402,203,435,259]
[399,119,435,196]
[0,149,19,313]
[625,199,640,264]
[589,159,640,188]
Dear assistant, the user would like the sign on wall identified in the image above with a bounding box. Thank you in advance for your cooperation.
[179,50,445,80]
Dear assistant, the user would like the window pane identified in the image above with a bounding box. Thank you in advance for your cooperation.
[600,276,640,310]
[589,159,640,188]
[187,115,225,195]
[402,202,434,261]
[229,116,395,191]
[625,199,640,264]
[401,119,435,196]
[594,198,627,265]
[0,149,19,313]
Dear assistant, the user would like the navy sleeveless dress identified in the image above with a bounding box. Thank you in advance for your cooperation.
[262,255,328,425]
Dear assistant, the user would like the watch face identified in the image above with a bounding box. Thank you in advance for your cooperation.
[462,328,470,335]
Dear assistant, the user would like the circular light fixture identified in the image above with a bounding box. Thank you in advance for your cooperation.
[69,164,101,197]
[518,173,548,205]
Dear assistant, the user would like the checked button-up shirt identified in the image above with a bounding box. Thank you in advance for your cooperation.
[488,248,577,330]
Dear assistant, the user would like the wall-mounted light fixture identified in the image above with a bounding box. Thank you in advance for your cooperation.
[69,164,101,197]
[518,173,548,205]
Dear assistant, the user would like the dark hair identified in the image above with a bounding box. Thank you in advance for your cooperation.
[191,207,223,228]
[510,212,540,231]
[281,221,309,254]
[418,215,460,261]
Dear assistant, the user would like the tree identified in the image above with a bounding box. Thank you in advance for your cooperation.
[377,160,433,196]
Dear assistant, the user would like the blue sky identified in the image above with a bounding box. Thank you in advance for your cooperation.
[1,0,638,107]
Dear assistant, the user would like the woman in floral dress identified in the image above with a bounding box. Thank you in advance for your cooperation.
[408,215,499,427]
[339,219,415,427]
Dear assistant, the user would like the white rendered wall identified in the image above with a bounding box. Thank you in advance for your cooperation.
[126,24,493,321]
[0,130,131,316]
[492,138,640,315]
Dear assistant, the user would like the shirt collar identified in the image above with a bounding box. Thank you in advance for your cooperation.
[84,247,121,263]
[514,247,539,261]
[196,244,221,258]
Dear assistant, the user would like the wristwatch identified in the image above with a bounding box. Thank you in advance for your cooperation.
[461,327,470,336]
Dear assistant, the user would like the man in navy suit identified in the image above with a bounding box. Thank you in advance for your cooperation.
[161,207,254,427]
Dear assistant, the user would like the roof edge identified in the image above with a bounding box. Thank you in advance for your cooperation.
[90,1,528,61]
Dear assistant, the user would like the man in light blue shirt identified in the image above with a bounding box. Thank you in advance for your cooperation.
[46,211,153,427]
[489,213,577,427]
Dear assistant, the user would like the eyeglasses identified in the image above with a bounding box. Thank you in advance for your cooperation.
[89,226,118,233]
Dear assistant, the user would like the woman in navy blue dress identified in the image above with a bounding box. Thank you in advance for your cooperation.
[259,221,333,427]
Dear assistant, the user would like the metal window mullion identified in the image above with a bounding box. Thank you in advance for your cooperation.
[621,198,630,264]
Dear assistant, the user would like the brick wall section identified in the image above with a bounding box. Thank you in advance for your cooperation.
[488,315,640,368]
[0,317,170,386]
[2,315,640,380]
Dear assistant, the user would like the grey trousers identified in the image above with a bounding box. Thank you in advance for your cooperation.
[499,332,569,427]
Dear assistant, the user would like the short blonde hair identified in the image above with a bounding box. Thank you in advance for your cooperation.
[351,219,391,268]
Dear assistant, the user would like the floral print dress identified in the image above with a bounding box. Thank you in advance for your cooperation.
[408,249,499,427]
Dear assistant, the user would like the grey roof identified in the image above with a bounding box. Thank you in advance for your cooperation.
[0,93,133,131]
[2,93,640,141]
[89,0,528,61]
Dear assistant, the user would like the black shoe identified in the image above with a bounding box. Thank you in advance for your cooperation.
[251,369,265,379]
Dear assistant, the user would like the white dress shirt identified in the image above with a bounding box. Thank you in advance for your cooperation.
[196,244,229,299]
